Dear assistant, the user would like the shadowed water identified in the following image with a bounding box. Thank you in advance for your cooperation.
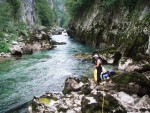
[0,35,94,113]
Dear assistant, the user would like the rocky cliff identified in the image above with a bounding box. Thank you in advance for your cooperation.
[68,0,150,60]
[21,0,36,26]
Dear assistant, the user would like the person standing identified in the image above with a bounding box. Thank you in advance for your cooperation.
[92,54,102,83]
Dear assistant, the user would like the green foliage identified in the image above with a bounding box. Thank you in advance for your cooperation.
[64,0,93,18]
[0,41,9,52]
[7,0,21,20]
[102,0,118,7]
[0,2,12,31]
[60,12,70,28]
[102,0,138,11]
[52,0,66,27]
[123,0,138,11]
[35,0,56,27]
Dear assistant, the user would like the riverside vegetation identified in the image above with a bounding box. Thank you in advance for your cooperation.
[0,0,65,55]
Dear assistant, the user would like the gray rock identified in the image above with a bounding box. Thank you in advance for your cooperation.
[10,45,23,56]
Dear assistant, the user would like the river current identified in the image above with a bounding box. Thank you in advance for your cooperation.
[0,35,94,113]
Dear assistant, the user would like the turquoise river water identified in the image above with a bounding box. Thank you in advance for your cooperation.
[0,35,95,113]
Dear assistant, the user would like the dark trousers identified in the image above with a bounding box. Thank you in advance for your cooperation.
[97,66,102,82]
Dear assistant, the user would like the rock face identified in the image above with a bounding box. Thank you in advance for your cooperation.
[68,0,150,60]
[21,0,36,26]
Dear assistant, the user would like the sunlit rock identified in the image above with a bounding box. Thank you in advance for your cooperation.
[133,95,150,111]
[113,92,134,108]
[10,44,23,56]
[62,77,82,94]
[118,57,150,72]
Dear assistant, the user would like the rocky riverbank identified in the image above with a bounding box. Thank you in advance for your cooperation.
[28,52,150,113]
[28,75,150,113]
[0,27,65,59]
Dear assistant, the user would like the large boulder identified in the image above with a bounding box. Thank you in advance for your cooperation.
[62,77,92,95]
[62,77,84,94]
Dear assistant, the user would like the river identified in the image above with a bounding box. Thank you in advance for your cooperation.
[0,35,94,113]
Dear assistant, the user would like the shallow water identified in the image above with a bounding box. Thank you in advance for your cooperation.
[0,35,95,113]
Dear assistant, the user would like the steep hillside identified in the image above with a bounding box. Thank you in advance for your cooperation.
[67,0,150,60]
